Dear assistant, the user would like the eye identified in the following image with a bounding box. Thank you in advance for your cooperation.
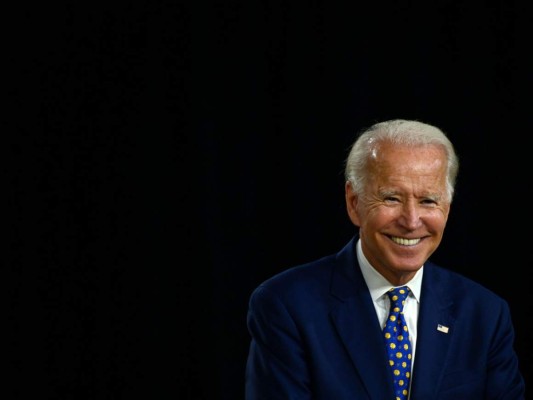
[421,198,438,206]
[384,196,401,203]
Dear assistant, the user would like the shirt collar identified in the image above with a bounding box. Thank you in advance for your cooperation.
[356,238,422,303]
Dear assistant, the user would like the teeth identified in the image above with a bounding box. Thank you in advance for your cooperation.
[391,237,420,246]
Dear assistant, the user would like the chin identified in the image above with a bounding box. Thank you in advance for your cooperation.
[392,259,424,272]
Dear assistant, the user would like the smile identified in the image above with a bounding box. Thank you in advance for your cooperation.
[390,236,421,246]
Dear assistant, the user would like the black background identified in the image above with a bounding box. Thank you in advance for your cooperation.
[6,1,532,399]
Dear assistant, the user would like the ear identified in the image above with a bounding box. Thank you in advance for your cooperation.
[345,181,361,227]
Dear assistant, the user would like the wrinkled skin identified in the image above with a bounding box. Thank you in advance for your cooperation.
[345,142,451,286]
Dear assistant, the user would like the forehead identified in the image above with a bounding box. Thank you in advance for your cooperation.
[369,143,448,186]
[371,142,446,169]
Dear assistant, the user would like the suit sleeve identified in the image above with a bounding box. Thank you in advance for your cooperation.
[245,284,312,400]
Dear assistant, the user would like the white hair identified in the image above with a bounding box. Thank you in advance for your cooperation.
[344,119,459,202]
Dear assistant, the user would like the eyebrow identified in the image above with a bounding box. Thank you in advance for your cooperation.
[378,188,443,202]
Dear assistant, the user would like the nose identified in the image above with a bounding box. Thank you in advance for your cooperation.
[398,201,422,229]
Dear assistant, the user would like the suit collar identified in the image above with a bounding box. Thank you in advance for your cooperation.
[410,263,456,397]
[330,236,366,301]
[329,237,396,398]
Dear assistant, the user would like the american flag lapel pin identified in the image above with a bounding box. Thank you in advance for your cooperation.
[437,324,449,333]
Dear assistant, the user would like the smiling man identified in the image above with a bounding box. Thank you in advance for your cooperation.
[245,119,525,400]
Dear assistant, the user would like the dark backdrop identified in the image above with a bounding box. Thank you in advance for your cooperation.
[6,1,532,399]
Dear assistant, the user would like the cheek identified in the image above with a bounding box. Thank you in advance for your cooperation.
[360,205,392,227]
[423,211,449,231]
[436,214,449,230]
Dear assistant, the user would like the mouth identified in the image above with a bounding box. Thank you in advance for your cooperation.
[390,236,421,246]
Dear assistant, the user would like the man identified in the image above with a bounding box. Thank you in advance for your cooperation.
[245,119,525,399]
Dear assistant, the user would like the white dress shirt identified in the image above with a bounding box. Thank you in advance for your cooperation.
[356,239,422,377]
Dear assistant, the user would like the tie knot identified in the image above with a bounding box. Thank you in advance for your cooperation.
[386,286,410,310]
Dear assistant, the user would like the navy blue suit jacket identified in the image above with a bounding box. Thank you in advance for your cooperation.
[245,237,525,399]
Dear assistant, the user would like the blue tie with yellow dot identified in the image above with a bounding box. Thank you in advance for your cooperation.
[383,286,412,400]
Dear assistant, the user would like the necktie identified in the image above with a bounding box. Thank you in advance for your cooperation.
[383,286,412,400]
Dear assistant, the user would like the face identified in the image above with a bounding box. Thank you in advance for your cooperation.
[345,142,451,285]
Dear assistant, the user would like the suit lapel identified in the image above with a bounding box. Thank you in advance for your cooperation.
[330,296,395,399]
[328,238,396,399]
[410,265,456,398]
